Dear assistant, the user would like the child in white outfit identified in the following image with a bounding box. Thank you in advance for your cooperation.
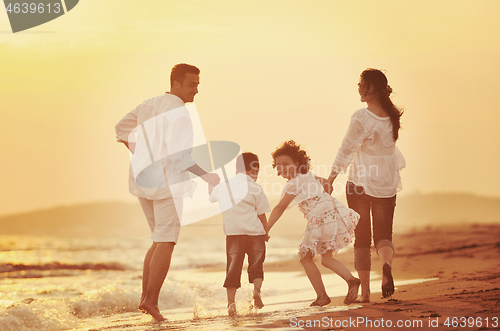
[267,140,361,306]
[209,153,270,316]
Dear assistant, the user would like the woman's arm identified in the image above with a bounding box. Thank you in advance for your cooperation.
[327,171,338,184]
[331,116,368,175]
[267,193,296,233]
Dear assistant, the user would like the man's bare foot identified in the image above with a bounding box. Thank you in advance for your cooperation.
[344,277,361,305]
[138,300,147,313]
[253,290,264,309]
[228,303,237,316]
[310,296,331,307]
[140,302,166,322]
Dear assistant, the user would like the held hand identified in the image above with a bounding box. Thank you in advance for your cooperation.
[324,170,338,195]
[208,183,215,195]
[264,234,270,242]
[201,173,220,186]
[316,176,333,195]
[323,181,333,195]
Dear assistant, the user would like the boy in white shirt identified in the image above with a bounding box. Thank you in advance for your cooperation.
[209,152,270,316]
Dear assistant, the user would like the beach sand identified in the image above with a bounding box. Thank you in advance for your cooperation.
[257,223,500,330]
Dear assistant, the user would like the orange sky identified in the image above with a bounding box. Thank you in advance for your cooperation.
[1,1,499,216]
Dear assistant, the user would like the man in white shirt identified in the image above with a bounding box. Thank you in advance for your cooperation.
[209,153,270,315]
[115,63,220,321]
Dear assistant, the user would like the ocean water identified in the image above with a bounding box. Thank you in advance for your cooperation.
[0,233,335,331]
[0,233,432,331]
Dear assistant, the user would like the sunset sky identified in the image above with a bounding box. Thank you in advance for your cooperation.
[1,0,499,217]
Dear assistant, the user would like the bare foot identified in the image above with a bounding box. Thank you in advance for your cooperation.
[253,290,264,309]
[344,277,361,305]
[354,297,370,303]
[228,303,237,316]
[138,300,147,314]
[382,263,395,298]
[310,296,331,307]
[140,302,166,322]
[354,291,370,303]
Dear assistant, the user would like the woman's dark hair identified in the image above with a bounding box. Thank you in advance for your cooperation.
[271,140,311,174]
[360,68,404,141]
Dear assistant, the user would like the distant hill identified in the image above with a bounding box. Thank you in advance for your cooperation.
[0,193,499,238]
[0,200,305,239]
[393,192,500,233]
[0,202,149,237]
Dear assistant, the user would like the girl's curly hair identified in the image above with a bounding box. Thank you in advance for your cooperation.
[271,140,311,174]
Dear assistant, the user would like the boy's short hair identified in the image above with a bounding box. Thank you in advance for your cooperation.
[236,152,259,173]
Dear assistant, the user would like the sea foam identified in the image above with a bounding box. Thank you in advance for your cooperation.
[0,299,78,331]
[71,285,140,318]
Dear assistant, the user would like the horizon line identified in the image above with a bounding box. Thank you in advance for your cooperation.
[1,189,500,219]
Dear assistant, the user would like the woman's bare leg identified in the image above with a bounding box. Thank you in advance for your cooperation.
[378,246,395,297]
[356,270,371,302]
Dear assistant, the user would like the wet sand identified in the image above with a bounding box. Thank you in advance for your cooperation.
[257,223,500,330]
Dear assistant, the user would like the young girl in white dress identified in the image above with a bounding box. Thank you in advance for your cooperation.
[267,140,361,306]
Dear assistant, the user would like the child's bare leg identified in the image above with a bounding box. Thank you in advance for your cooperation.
[226,288,237,316]
[320,252,355,281]
[300,252,330,306]
[320,251,360,304]
[354,247,371,302]
[252,278,264,309]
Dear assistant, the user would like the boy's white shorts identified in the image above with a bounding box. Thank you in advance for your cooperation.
[138,197,183,243]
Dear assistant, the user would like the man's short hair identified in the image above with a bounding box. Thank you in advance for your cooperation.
[236,152,259,173]
[170,63,200,87]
